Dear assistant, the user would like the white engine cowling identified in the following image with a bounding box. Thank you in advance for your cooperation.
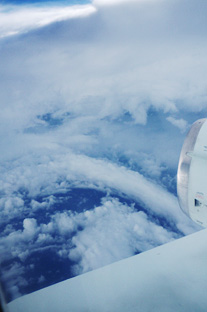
[177,118,207,227]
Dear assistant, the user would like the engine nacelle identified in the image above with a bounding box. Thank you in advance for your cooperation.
[177,118,207,227]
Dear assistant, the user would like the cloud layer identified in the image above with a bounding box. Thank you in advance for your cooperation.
[0,0,206,302]
[0,3,96,38]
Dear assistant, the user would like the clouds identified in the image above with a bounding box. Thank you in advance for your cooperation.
[0,150,199,238]
[1,0,207,123]
[0,0,207,302]
[0,3,96,38]
[0,148,200,300]
[166,116,188,133]
[67,198,177,275]
[0,195,180,299]
[1,0,207,140]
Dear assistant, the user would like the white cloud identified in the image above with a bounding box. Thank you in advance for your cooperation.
[93,0,147,6]
[0,151,199,235]
[166,116,188,133]
[0,262,27,300]
[67,198,176,275]
[38,275,46,284]
[23,218,38,238]
[0,4,96,38]
[0,0,206,152]
[53,212,77,235]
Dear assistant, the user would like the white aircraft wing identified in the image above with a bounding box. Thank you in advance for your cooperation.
[7,228,207,312]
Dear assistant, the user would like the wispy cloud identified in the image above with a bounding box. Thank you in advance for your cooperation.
[0,3,96,38]
[166,116,188,133]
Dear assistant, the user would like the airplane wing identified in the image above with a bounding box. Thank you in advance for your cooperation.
[7,227,207,312]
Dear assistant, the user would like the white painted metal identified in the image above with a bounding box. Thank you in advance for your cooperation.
[177,118,207,227]
[7,229,207,312]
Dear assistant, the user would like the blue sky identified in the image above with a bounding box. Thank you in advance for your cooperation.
[0,0,207,302]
